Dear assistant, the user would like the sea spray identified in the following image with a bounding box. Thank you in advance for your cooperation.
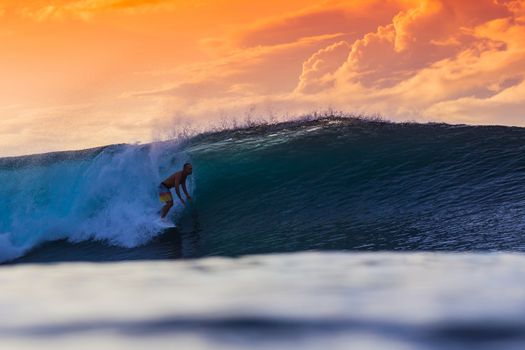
[0,142,190,261]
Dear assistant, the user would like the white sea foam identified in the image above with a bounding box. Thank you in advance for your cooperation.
[0,142,190,262]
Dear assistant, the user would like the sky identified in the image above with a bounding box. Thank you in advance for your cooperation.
[1,0,524,156]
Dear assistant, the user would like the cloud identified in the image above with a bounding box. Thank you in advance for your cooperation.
[236,0,406,48]
[422,79,525,125]
[295,40,351,93]
[20,0,179,21]
[131,33,347,100]
[269,0,524,124]
[0,99,163,156]
[330,0,512,89]
[127,0,525,129]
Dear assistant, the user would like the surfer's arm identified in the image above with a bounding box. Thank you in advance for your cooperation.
[181,181,192,202]
[174,178,185,206]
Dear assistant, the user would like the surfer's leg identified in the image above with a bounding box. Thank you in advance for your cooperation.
[160,200,173,218]
[159,184,174,218]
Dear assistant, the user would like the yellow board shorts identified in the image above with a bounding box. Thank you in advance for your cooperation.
[158,183,173,203]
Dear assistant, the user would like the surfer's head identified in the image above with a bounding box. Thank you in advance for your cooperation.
[183,162,193,175]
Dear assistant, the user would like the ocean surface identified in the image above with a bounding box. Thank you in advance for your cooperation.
[3,252,525,350]
[2,117,525,349]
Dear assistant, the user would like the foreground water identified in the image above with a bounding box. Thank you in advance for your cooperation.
[1,252,525,350]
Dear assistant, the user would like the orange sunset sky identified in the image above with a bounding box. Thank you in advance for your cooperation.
[1,0,525,156]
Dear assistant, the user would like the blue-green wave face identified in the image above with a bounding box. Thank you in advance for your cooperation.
[187,118,525,256]
[2,117,525,262]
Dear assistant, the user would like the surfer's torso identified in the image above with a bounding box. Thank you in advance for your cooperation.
[162,171,187,189]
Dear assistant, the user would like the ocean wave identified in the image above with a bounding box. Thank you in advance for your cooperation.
[3,116,525,262]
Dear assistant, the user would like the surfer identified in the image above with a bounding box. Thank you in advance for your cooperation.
[159,163,193,218]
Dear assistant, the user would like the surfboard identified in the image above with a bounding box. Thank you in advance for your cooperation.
[155,218,176,229]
